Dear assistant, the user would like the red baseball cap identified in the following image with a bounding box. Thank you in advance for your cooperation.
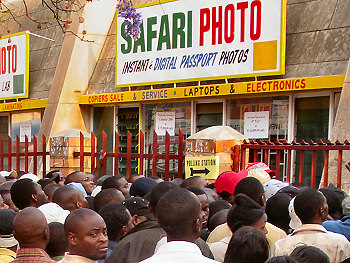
[246,162,277,177]
[215,170,248,195]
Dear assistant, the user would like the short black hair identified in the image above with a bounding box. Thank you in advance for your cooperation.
[294,188,325,224]
[0,209,17,234]
[290,245,330,263]
[94,188,124,212]
[180,176,205,188]
[208,200,232,223]
[64,171,81,185]
[319,185,345,220]
[223,226,269,263]
[265,256,298,263]
[187,186,206,196]
[52,185,81,211]
[156,188,200,237]
[45,170,60,178]
[149,182,177,215]
[64,208,100,236]
[46,222,67,258]
[227,194,265,234]
[101,176,124,190]
[266,193,291,234]
[98,203,131,240]
[10,179,37,210]
[208,209,229,232]
[234,177,264,205]
[97,175,112,186]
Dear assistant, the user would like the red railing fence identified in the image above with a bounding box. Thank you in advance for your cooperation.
[235,139,350,188]
[0,134,49,177]
[77,130,185,180]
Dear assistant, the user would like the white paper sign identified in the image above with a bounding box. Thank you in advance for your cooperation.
[155,112,175,136]
[20,123,31,142]
[244,111,269,139]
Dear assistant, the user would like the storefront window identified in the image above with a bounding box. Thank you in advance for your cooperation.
[226,97,289,141]
[142,102,191,178]
[11,111,42,171]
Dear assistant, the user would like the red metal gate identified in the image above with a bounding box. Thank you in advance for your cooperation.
[236,139,350,188]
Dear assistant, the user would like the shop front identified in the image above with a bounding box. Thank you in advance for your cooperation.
[79,75,343,179]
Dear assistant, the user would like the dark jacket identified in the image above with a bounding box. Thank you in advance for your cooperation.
[105,220,165,263]
[105,220,214,263]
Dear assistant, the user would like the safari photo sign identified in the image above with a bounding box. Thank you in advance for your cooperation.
[116,0,286,87]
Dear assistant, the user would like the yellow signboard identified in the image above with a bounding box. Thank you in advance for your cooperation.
[185,156,219,180]
[0,99,47,113]
[79,75,344,105]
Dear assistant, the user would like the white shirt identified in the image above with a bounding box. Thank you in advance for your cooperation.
[140,241,218,263]
[271,224,350,263]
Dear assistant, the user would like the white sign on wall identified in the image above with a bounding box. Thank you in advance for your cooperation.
[244,111,269,139]
[0,32,29,99]
[155,112,175,136]
[20,123,31,142]
[116,0,286,86]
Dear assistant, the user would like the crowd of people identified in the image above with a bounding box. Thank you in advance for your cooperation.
[0,161,349,263]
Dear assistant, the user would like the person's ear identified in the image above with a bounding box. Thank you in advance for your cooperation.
[132,215,140,226]
[147,203,153,214]
[76,202,82,209]
[121,225,129,236]
[31,194,38,203]
[67,232,77,246]
[193,218,202,234]
[320,207,328,221]
[43,228,49,241]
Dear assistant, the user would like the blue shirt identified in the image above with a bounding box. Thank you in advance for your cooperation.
[323,216,350,241]
[97,240,118,263]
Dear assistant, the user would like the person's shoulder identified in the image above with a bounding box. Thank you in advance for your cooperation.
[266,222,287,237]
[326,229,350,244]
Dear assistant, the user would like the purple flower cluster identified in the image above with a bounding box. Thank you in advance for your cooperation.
[117,0,142,40]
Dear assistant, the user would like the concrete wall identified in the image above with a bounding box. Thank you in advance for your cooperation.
[86,0,350,95]
[0,0,65,100]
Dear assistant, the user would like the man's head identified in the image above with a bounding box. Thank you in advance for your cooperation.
[0,209,18,251]
[266,193,291,233]
[208,209,229,232]
[294,188,328,225]
[13,207,49,249]
[94,189,125,213]
[64,208,108,260]
[129,177,157,197]
[234,177,266,208]
[180,176,208,189]
[98,203,133,242]
[122,197,153,226]
[156,188,202,243]
[215,171,247,202]
[65,172,94,195]
[43,184,60,202]
[208,199,232,224]
[187,186,209,229]
[149,182,177,216]
[319,185,345,220]
[127,174,144,183]
[46,222,68,258]
[52,185,88,211]
[0,181,19,212]
[10,179,48,210]
[102,176,130,197]
[45,170,65,186]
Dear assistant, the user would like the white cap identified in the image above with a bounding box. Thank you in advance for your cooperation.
[289,197,302,229]
[19,173,40,182]
[91,185,102,197]
[263,179,289,200]
[247,168,271,185]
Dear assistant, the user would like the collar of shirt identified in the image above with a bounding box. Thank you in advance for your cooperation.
[292,224,327,235]
[62,254,97,263]
[156,241,202,255]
